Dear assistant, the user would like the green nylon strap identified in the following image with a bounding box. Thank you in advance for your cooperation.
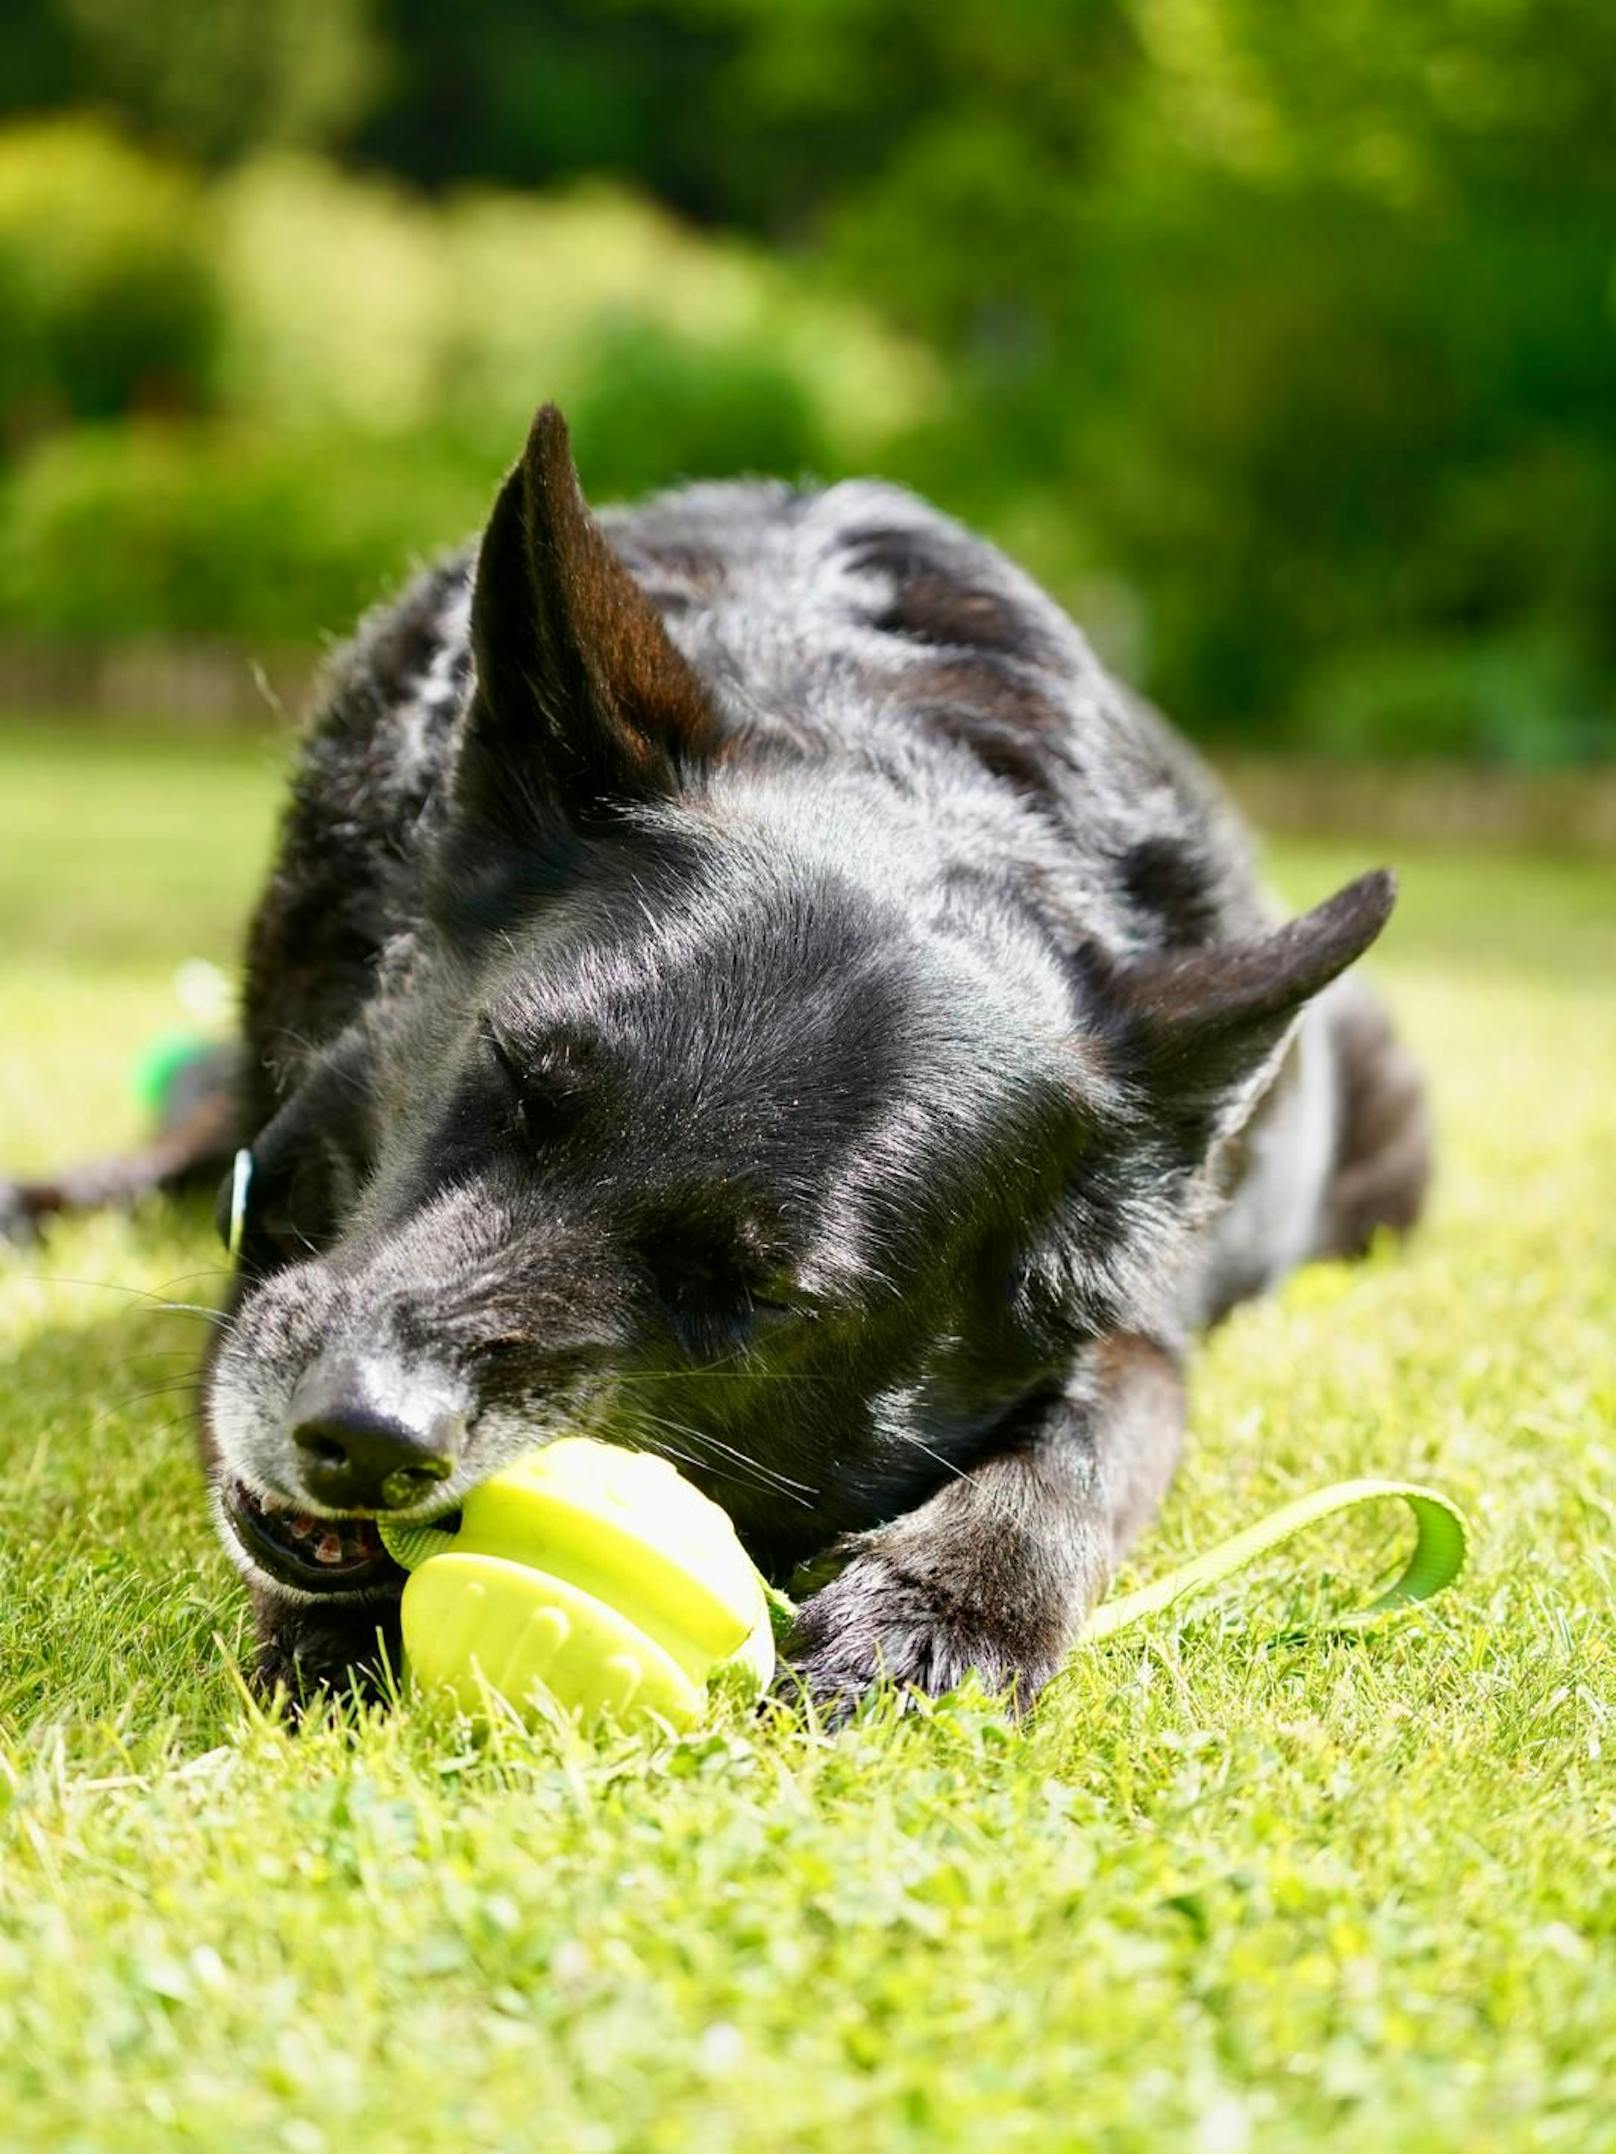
[1079,1476,1468,1646]
[765,1477,1467,1655]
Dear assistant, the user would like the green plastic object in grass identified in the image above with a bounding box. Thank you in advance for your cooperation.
[379,1438,778,1729]
[377,1435,1467,1733]
[1081,1477,1469,1644]
[131,1030,211,1116]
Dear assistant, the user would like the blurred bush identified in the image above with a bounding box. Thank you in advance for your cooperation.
[1296,635,1611,767]
[0,120,218,431]
[211,157,447,438]
[45,0,383,164]
[0,423,488,641]
[0,140,934,643]
[435,183,931,472]
[213,160,931,467]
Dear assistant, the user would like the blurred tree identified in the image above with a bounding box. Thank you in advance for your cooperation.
[355,0,737,213]
[0,121,219,436]
[5,0,384,163]
[2,0,77,114]
[667,0,1616,754]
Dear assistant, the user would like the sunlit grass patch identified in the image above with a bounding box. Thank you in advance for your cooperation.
[2,729,1612,2152]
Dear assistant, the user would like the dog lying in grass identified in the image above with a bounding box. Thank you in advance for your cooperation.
[4,408,1430,1713]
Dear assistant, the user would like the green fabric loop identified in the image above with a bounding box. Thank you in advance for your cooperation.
[1081,1477,1468,1646]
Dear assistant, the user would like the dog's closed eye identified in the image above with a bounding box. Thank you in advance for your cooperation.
[640,1205,804,1356]
[480,1017,603,1140]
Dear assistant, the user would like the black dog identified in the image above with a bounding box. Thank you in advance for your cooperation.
[7,408,1429,1711]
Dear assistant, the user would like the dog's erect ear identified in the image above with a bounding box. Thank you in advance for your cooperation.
[1114,870,1396,1138]
[459,403,716,834]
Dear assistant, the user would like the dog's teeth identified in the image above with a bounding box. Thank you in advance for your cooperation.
[315,1533,345,1565]
[289,1515,314,1539]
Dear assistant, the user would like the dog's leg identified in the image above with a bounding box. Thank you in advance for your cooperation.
[788,1333,1185,1714]
[1,1047,241,1243]
[1316,977,1432,1258]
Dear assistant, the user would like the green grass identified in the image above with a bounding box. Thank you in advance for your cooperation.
[1,723,1612,2154]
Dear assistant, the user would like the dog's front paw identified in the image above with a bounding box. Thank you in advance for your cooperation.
[785,1545,1057,1722]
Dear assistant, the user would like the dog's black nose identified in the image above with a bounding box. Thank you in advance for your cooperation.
[289,1356,463,1512]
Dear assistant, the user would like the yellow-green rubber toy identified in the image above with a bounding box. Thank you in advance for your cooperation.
[378,1438,775,1729]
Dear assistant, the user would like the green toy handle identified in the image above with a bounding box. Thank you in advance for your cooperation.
[1080,1476,1468,1646]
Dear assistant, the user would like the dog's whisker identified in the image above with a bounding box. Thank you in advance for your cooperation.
[630,1429,802,1508]
[102,1341,212,1363]
[105,1380,204,1413]
[623,1405,818,1508]
[274,1030,372,1101]
[618,1365,833,1386]
[613,1389,819,1495]
[657,1423,818,1497]
[17,1273,233,1326]
[90,1378,206,1436]
[893,1432,967,1481]
[135,1409,214,1450]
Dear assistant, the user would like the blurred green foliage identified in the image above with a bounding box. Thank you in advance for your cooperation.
[0,120,218,426]
[0,142,933,641]
[1,0,1613,759]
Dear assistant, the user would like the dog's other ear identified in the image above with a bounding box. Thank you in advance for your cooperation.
[459,403,717,836]
[1114,871,1396,1142]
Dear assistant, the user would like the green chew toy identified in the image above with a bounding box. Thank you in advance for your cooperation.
[377,1436,1468,1734]
[378,1438,776,1728]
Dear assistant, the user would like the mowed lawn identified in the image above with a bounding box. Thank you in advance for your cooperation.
[1,722,1611,2154]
